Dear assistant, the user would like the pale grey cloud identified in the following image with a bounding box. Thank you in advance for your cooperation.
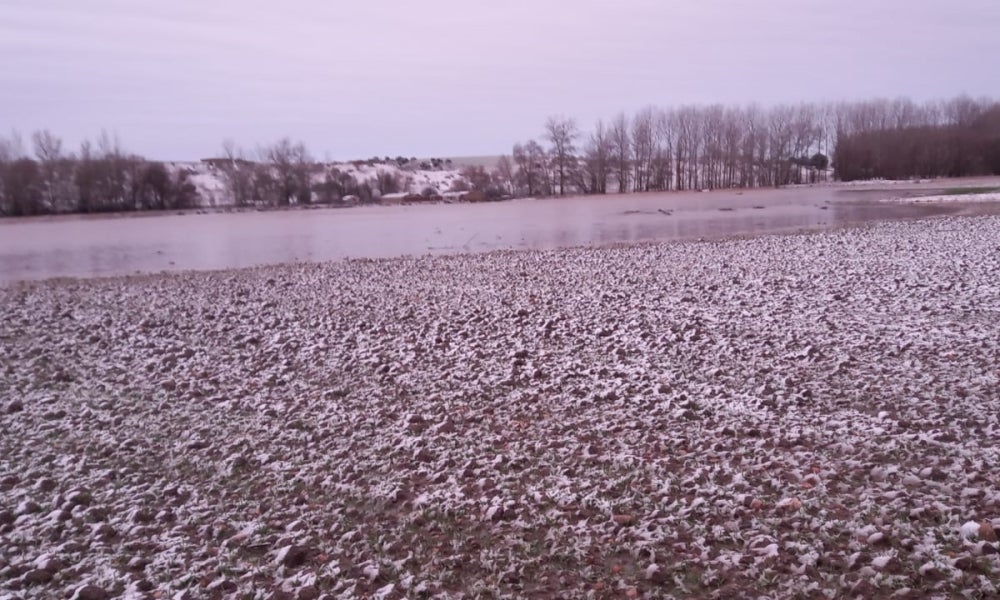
[2,0,998,160]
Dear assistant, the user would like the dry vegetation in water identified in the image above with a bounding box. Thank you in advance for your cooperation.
[1,216,999,599]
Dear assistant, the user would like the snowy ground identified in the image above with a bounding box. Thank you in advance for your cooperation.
[787,178,931,188]
[882,193,1000,204]
[2,217,999,599]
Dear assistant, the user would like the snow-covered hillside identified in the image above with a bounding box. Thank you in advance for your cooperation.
[165,160,469,208]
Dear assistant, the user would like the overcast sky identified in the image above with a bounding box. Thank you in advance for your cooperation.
[2,0,999,161]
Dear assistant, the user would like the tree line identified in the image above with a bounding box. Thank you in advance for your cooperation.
[833,98,1000,180]
[503,95,1000,196]
[3,95,999,216]
[0,131,200,216]
[0,133,419,216]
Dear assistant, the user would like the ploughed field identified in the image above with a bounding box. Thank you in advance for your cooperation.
[1,216,999,599]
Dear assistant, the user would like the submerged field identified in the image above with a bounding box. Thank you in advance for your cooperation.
[1,217,999,599]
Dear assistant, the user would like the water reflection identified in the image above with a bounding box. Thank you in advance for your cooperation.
[1,184,998,283]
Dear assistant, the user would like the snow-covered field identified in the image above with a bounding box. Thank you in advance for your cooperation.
[2,217,999,599]
[787,178,931,188]
[883,193,1000,204]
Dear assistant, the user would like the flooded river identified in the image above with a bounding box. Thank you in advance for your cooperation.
[2,181,999,283]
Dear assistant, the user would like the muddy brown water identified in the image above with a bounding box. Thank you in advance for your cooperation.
[2,180,999,283]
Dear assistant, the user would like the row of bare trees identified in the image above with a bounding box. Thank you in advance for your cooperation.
[0,133,384,216]
[506,95,1000,196]
[5,95,998,215]
[0,131,197,216]
[211,139,418,207]
[834,98,1000,180]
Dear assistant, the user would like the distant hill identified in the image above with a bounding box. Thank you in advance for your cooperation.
[168,159,470,208]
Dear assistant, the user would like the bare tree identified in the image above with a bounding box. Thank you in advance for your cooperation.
[259,138,313,205]
[609,113,631,193]
[70,132,135,212]
[0,130,25,163]
[512,143,532,196]
[32,132,69,211]
[529,140,553,196]
[374,169,404,196]
[0,131,44,215]
[2,158,44,216]
[220,140,254,206]
[513,141,550,196]
[673,107,702,190]
[579,120,613,194]
[653,110,675,190]
[495,155,515,196]
[461,165,493,194]
[631,108,656,192]
[544,116,578,196]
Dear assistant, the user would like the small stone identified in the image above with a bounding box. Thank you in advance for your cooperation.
[776,497,802,512]
[6,400,23,413]
[22,568,53,585]
[1,563,27,580]
[84,507,107,522]
[127,556,149,572]
[297,585,320,600]
[412,448,434,463]
[156,509,175,523]
[129,508,154,524]
[91,522,117,541]
[207,578,238,593]
[15,500,41,516]
[34,554,63,573]
[851,580,877,597]
[275,544,311,569]
[960,521,980,539]
[52,509,72,522]
[872,554,901,572]
[66,489,92,508]
[57,541,87,554]
[644,563,668,584]
[980,521,998,542]
[35,478,57,492]
[612,514,636,526]
[917,562,942,580]
[982,543,998,556]
[71,585,109,600]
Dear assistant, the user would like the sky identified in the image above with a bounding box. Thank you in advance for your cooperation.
[2,0,999,161]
